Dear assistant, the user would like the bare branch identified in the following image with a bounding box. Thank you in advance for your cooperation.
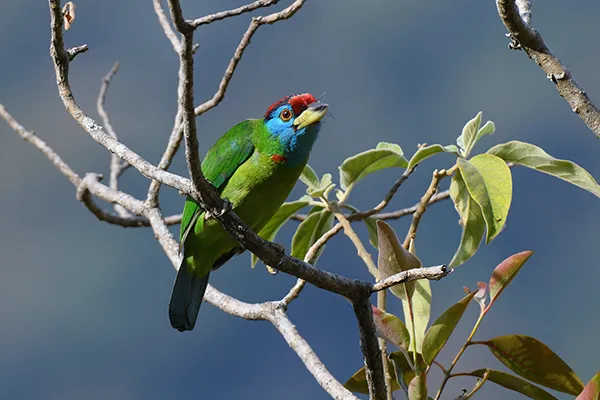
[190,0,280,28]
[0,104,80,187]
[267,308,359,400]
[153,0,180,52]
[372,265,450,292]
[193,0,307,117]
[146,112,184,206]
[96,62,131,217]
[67,44,88,61]
[332,205,379,278]
[496,0,600,139]
[353,296,387,400]
[374,189,450,220]
[403,168,448,247]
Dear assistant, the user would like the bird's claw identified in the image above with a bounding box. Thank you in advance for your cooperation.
[205,199,232,220]
[505,33,522,50]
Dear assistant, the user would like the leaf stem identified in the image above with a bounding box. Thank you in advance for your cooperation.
[433,311,485,400]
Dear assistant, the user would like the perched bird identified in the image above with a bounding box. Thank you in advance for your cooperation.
[169,93,329,331]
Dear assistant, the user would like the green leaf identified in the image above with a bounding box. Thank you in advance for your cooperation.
[252,197,311,267]
[363,216,379,248]
[407,144,460,170]
[372,306,411,350]
[456,111,482,157]
[576,371,600,400]
[344,362,400,394]
[475,120,495,144]
[488,250,534,310]
[448,170,485,267]
[377,221,422,300]
[422,291,476,365]
[402,276,431,353]
[484,334,584,395]
[300,164,319,188]
[468,369,558,400]
[408,372,427,400]
[390,351,425,387]
[339,142,408,191]
[290,209,334,264]
[488,140,600,197]
[458,154,512,243]
[308,173,334,198]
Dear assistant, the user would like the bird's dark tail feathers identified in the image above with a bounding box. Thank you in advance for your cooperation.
[169,260,210,332]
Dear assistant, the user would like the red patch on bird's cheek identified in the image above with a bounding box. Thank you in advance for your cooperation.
[271,154,287,164]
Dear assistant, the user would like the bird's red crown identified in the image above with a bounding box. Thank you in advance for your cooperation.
[265,93,317,119]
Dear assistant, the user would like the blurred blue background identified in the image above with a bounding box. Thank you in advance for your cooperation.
[1,1,598,399]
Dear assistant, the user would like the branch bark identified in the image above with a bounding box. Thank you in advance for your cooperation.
[496,0,600,139]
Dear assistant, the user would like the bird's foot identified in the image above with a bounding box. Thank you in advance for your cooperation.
[205,198,232,220]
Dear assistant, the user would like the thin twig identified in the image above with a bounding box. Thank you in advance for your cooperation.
[193,0,307,117]
[372,265,450,292]
[153,0,180,52]
[403,169,449,248]
[190,0,280,28]
[96,62,130,217]
[332,205,379,278]
[496,0,600,139]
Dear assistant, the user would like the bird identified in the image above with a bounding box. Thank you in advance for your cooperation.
[169,93,329,331]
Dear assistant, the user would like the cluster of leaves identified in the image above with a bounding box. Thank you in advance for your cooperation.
[251,112,600,399]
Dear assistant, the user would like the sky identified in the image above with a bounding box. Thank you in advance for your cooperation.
[1,1,599,399]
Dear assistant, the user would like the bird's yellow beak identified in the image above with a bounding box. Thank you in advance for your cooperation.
[293,102,328,130]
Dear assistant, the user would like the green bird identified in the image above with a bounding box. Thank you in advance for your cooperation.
[169,93,328,331]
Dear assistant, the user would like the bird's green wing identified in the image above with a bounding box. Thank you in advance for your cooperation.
[179,119,259,243]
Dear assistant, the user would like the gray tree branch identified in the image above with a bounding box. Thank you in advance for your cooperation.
[496,0,600,139]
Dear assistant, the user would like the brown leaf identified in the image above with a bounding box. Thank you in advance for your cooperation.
[62,2,76,30]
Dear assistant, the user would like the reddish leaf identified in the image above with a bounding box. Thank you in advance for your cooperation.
[408,372,427,400]
[487,251,533,310]
[485,335,584,395]
[468,369,558,400]
[576,372,600,400]
[372,306,411,350]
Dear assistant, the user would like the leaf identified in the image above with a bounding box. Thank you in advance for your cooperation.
[252,197,311,267]
[372,306,411,350]
[448,170,485,267]
[339,142,408,191]
[402,276,431,353]
[62,2,76,30]
[487,251,533,310]
[484,334,584,395]
[377,221,422,300]
[408,372,427,400]
[456,112,482,157]
[300,164,319,188]
[404,240,432,353]
[457,154,512,243]
[488,140,600,197]
[390,351,425,387]
[422,291,477,365]
[468,369,558,400]
[407,144,460,170]
[363,217,379,248]
[344,362,400,394]
[290,209,334,264]
[576,372,600,400]
[308,173,334,198]
[475,120,495,144]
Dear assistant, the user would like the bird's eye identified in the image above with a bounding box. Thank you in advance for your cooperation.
[280,109,293,122]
